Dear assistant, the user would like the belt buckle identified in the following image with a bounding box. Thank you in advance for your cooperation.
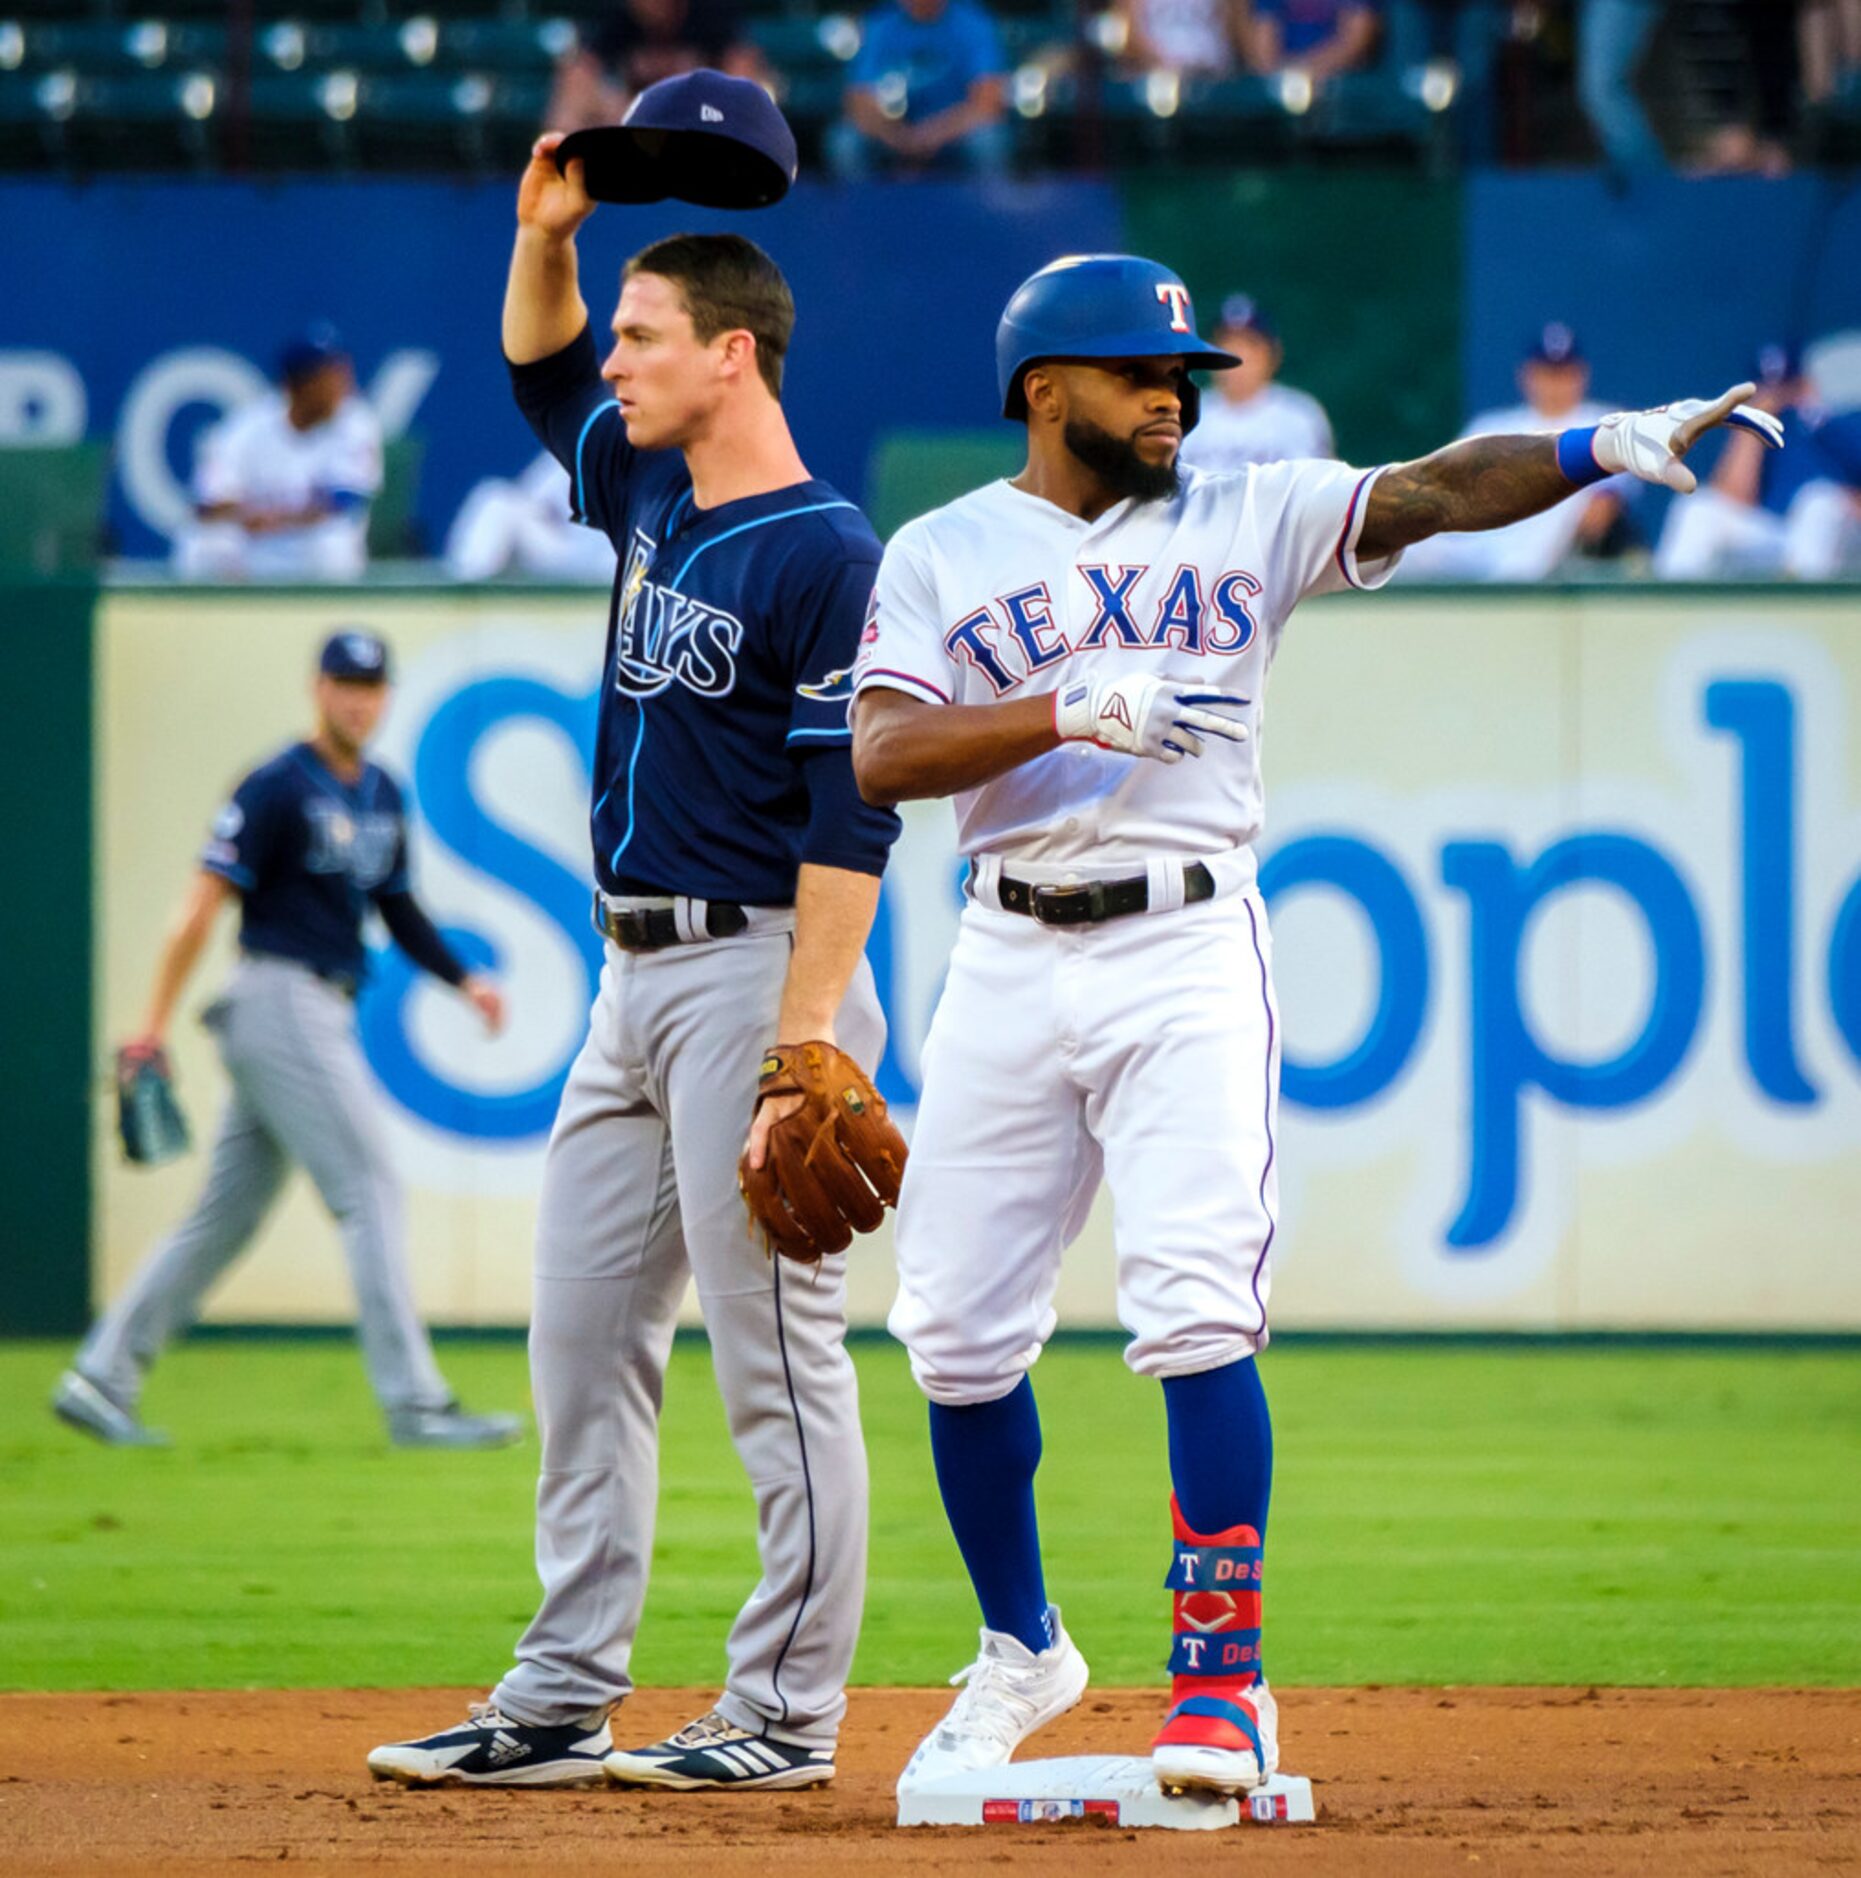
[1030,882,1097,926]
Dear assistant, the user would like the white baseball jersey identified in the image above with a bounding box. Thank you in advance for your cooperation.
[186,393,383,578]
[1396,397,1616,583]
[1177,382,1334,472]
[853,459,1401,867]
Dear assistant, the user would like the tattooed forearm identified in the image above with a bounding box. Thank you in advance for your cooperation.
[1357,434,1572,559]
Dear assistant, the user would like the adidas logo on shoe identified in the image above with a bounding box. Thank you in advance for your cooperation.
[484,1731,528,1767]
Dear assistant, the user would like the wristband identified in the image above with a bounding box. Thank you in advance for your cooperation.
[1555,426,1609,487]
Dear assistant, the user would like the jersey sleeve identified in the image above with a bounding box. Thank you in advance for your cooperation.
[200,772,282,891]
[376,775,412,897]
[786,552,878,747]
[319,402,384,506]
[191,408,246,507]
[1250,457,1403,602]
[852,526,958,707]
[507,323,636,539]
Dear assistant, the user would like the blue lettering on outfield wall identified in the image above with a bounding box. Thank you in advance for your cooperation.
[1258,835,1429,1111]
[1439,833,1706,1249]
[357,662,1861,1260]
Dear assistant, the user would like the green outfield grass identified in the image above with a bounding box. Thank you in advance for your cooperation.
[1,1338,1855,1693]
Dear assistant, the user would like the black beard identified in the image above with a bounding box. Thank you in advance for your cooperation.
[1062,416,1181,503]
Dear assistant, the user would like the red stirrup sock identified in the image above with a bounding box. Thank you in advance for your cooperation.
[1151,1494,1267,1755]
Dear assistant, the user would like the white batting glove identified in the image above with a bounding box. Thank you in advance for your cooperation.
[1589,382,1785,494]
[1053,674,1249,764]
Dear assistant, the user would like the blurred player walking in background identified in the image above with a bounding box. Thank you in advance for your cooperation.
[371,80,900,1793]
[852,252,1782,1802]
[53,631,518,1451]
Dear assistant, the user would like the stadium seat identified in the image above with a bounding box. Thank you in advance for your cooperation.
[0,443,111,577]
[865,428,1022,541]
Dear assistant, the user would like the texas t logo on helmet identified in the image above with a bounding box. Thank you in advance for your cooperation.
[1155,282,1194,333]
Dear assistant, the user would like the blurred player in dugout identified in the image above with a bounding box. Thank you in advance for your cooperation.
[1396,321,1630,581]
[1176,294,1335,472]
[172,326,383,583]
[53,631,522,1451]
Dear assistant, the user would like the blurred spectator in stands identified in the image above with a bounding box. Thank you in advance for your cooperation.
[1178,295,1334,471]
[1111,0,1243,75]
[827,0,1010,177]
[445,453,620,584]
[1694,0,1798,176]
[1656,342,1861,580]
[1397,322,1629,582]
[1801,0,1861,104]
[1235,0,1382,87]
[547,0,767,133]
[1576,0,1668,173]
[173,327,381,583]
[1385,0,1504,159]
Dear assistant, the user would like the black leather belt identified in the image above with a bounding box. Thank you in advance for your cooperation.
[597,896,750,951]
[988,861,1215,927]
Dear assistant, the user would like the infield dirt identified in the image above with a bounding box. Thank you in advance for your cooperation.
[3,1686,1856,1875]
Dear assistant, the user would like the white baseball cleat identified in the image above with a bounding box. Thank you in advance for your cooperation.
[1151,1679,1280,1796]
[897,1605,1089,1790]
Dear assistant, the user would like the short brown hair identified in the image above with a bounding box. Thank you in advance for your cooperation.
[624,233,794,398]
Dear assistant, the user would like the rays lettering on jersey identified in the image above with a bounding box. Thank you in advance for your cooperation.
[304,799,400,890]
[612,526,744,699]
[943,564,1264,694]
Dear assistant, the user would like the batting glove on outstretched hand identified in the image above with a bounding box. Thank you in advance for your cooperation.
[1054,674,1250,764]
[1591,382,1785,494]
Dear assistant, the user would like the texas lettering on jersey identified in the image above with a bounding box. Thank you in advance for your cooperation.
[939,563,1265,695]
[613,526,745,700]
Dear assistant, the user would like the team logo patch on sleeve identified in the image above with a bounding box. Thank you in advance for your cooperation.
[796,665,855,704]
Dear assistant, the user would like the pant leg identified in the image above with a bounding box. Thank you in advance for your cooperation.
[1074,892,1279,1380]
[646,938,885,1747]
[1655,488,1787,578]
[1578,0,1668,172]
[888,906,1101,1406]
[77,1070,290,1405]
[1782,480,1861,579]
[224,959,450,1414]
[495,949,690,1726]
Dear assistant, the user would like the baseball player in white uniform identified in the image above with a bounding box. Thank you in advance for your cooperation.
[1396,321,1626,583]
[174,326,383,582]
[1176,294,1333,471]
[850,253,1783,1800]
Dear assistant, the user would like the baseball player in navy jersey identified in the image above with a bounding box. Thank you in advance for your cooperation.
[369,92,901,1793]
[53,631,519,1452]
[851,253,1784,1800]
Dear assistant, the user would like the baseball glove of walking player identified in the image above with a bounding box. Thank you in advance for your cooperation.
[738,1042,907,1263]
[115,1041,191,1167]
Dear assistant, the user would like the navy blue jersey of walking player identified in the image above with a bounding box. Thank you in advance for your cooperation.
[202,744,462,989]
[510,324,898,902]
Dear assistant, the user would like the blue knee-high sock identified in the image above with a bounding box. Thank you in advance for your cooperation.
[1161,1357,1273,1540]
[927,1376,1052,1654]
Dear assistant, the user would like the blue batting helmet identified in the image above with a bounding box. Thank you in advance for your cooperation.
[997,254,1239,428]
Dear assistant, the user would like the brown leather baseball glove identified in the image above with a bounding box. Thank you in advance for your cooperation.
[738,1041,907,1263]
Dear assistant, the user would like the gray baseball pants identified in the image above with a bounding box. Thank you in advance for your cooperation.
[78,953,453,1415]
[492,916,882,1748]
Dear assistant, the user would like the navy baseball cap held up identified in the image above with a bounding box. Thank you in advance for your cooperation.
[319,630,392,684]
[555,70,797,209]
[997,255,1239,428]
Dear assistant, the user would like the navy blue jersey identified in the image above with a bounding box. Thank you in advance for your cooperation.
[509,326,900,903]
[202,742,426,982]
